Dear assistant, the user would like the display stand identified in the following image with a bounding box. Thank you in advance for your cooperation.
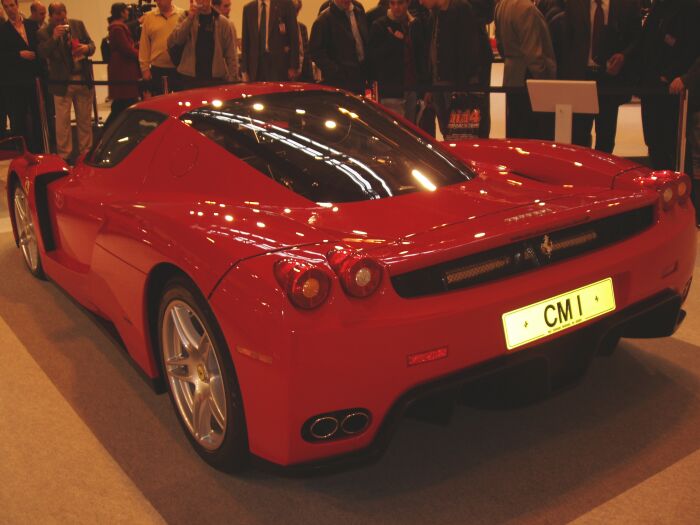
[526,80,599,144]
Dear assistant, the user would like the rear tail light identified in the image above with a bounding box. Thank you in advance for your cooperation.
[327,249,383,298]
[631,170,691,211]
[274,259,331,309]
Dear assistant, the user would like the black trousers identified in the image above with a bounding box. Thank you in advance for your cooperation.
[150,66,180,95]
[479,61,492,139]
[505,91,554,140]
[572,70,626,153]
[0,89,7,139]
[254,51,290,82]
[641,93,681,170]
[104,98,138,131]
[4,84,42,152]
[179,76,227,90]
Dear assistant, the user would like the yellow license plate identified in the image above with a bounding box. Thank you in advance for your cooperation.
[502,278,616,351]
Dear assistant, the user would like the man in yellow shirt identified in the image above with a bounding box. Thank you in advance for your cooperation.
[139,0,184,94]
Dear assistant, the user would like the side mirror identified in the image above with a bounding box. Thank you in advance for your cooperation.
[0,136,28,161]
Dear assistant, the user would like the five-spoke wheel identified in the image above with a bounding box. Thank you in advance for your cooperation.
[158,277,248,470]
[13,184,44,278]
[162,299,228,450]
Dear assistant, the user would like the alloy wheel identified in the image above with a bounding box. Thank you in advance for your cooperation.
[13,187,40,273]
[161,300,228,451]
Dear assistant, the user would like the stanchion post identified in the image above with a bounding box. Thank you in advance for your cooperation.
[34,77,50,154]
[162,76,169,95]
[676,89,688,173]
[89,61,99,128]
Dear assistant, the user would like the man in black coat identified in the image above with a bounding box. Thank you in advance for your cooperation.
[420,0,486,137]
[630,0,700,171]
[561,0,642,153]
[309,0,369,93]
[241,0,299,81]
[468,0,494,137]
[369,0,429,121]
[0,0,43,152]
[537,0,567,73]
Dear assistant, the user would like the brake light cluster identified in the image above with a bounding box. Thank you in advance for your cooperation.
[273,259,331,310]
[632,170,691,211]
[327,249,383,297]
[274,249,383,309]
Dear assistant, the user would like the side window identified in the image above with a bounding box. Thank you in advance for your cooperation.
[88,110,167,168]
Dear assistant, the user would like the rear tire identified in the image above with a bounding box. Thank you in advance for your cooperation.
[597,333,621,357]
[12,184,45,279]
[158,276,249,471]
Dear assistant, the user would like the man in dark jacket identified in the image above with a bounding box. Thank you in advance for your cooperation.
[536,0,566,74]
[0,0,43,151]
[291,0,313,81]
[310,0,369,93]
[420,0,486,137]
[37,2,95,161]
[369,0,428,121]
[241,0,299,81]
[562,0,642,153]
[469,0,494,137]
[630,0,700,171]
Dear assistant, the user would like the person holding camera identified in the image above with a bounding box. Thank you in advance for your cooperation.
[167,0,238,88]
[37,2,95,161]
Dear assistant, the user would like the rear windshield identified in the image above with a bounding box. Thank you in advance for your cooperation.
[181,90,474,203]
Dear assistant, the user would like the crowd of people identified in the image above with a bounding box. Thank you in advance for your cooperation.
[0,0,698,220]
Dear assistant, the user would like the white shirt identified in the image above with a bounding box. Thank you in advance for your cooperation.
[588,0,610,66]
[258,0,270,52]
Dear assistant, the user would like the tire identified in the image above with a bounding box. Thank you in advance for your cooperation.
[157,276,249,471]
[12,184,45,279]
[597,333,621,357]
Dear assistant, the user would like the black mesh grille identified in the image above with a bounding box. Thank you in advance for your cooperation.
[391,206,655,298]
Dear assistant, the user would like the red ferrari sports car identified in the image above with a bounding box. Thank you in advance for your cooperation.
[2,83,696,472]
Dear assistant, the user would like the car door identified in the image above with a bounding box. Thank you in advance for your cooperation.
[49,109,167,283]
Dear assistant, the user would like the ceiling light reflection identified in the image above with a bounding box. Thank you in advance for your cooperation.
[411,169,437,192]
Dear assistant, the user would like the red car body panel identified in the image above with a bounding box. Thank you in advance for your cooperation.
[5,83,696,467]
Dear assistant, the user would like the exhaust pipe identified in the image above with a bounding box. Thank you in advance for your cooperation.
[309,416,339,439]
[341,411,370,435]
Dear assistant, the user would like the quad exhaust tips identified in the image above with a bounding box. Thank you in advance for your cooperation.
[304,409,371,442]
